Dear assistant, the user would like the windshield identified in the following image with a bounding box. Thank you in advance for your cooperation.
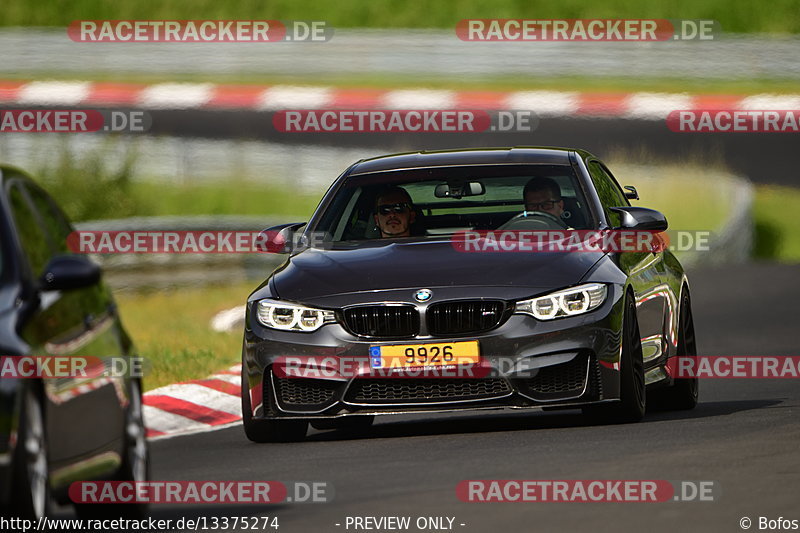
[310,164,593,243]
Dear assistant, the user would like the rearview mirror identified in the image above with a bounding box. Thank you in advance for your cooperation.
[609,207,668,231]
[434,181,485,199]
[623,185,639,200]
[39,255,101,291]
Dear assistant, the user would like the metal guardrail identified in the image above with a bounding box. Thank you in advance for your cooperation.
[2,28,799,80]
[75,216,287,290]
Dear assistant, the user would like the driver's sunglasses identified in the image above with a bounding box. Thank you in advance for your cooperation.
[377,203,411,215]
[525,199,559,211]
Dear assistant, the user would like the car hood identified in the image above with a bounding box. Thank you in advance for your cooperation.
[270,239,605,305]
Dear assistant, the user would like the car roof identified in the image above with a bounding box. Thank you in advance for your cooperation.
[348,147,584,175]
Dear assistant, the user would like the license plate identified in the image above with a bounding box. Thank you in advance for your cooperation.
[369,341,480,369]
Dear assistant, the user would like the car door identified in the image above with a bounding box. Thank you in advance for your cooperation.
[6,175,128,477]
[587,160,669,374]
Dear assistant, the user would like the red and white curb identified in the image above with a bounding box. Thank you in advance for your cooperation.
[2,79,799,119]
[143,364,242,440]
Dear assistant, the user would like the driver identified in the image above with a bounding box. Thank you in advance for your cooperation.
[523,177,565,218]
[373,186,417,238]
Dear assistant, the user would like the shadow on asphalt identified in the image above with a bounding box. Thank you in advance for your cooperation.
[646,398,783,421]
[303,398,783,442]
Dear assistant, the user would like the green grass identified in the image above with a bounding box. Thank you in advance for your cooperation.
[115,282,255,390]
[49,176,321,221]
[2,0,800,33]
[32,145,321,221]
[128,181,321,218]
[609,161,732,231]
[753,185,800,262]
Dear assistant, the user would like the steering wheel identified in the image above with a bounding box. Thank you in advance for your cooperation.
[499,210,569,230]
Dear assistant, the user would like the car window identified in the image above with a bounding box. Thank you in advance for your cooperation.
[8,182,51,277]
[588,161,629,228]
[312,164,592,242]
[26,183,74,255]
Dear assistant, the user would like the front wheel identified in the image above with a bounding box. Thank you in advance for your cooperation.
[650,289,699,410]
[10,385,50,519]
[583,293,646,423]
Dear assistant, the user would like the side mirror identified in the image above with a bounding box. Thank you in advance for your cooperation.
[609,207,668,231]
[257,222,307,254]
[623,185,639,200]
[39,255,101,291]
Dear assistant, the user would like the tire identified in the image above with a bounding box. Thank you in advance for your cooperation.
[116,379,150,517]
[10,385,50,519]
[583,293,646,423]
[241,364,308,443]
[74,379,150,519]
[650,289,699,411]
[310,416,374,433]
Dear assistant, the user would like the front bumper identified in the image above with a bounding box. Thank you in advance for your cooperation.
[243,286,626,420]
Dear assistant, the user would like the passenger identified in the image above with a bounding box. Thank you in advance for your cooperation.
[523,177,565,218]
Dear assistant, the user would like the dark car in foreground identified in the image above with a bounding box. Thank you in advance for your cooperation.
[0,166,148,518]
[242,147,698,442]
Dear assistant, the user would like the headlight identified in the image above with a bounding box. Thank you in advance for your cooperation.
[515,283,607,320]
[256,300,336,332]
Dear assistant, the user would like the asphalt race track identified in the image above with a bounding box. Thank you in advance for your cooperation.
[150,261,799,533]
[1,106,793,186]
[143,111,796,186]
